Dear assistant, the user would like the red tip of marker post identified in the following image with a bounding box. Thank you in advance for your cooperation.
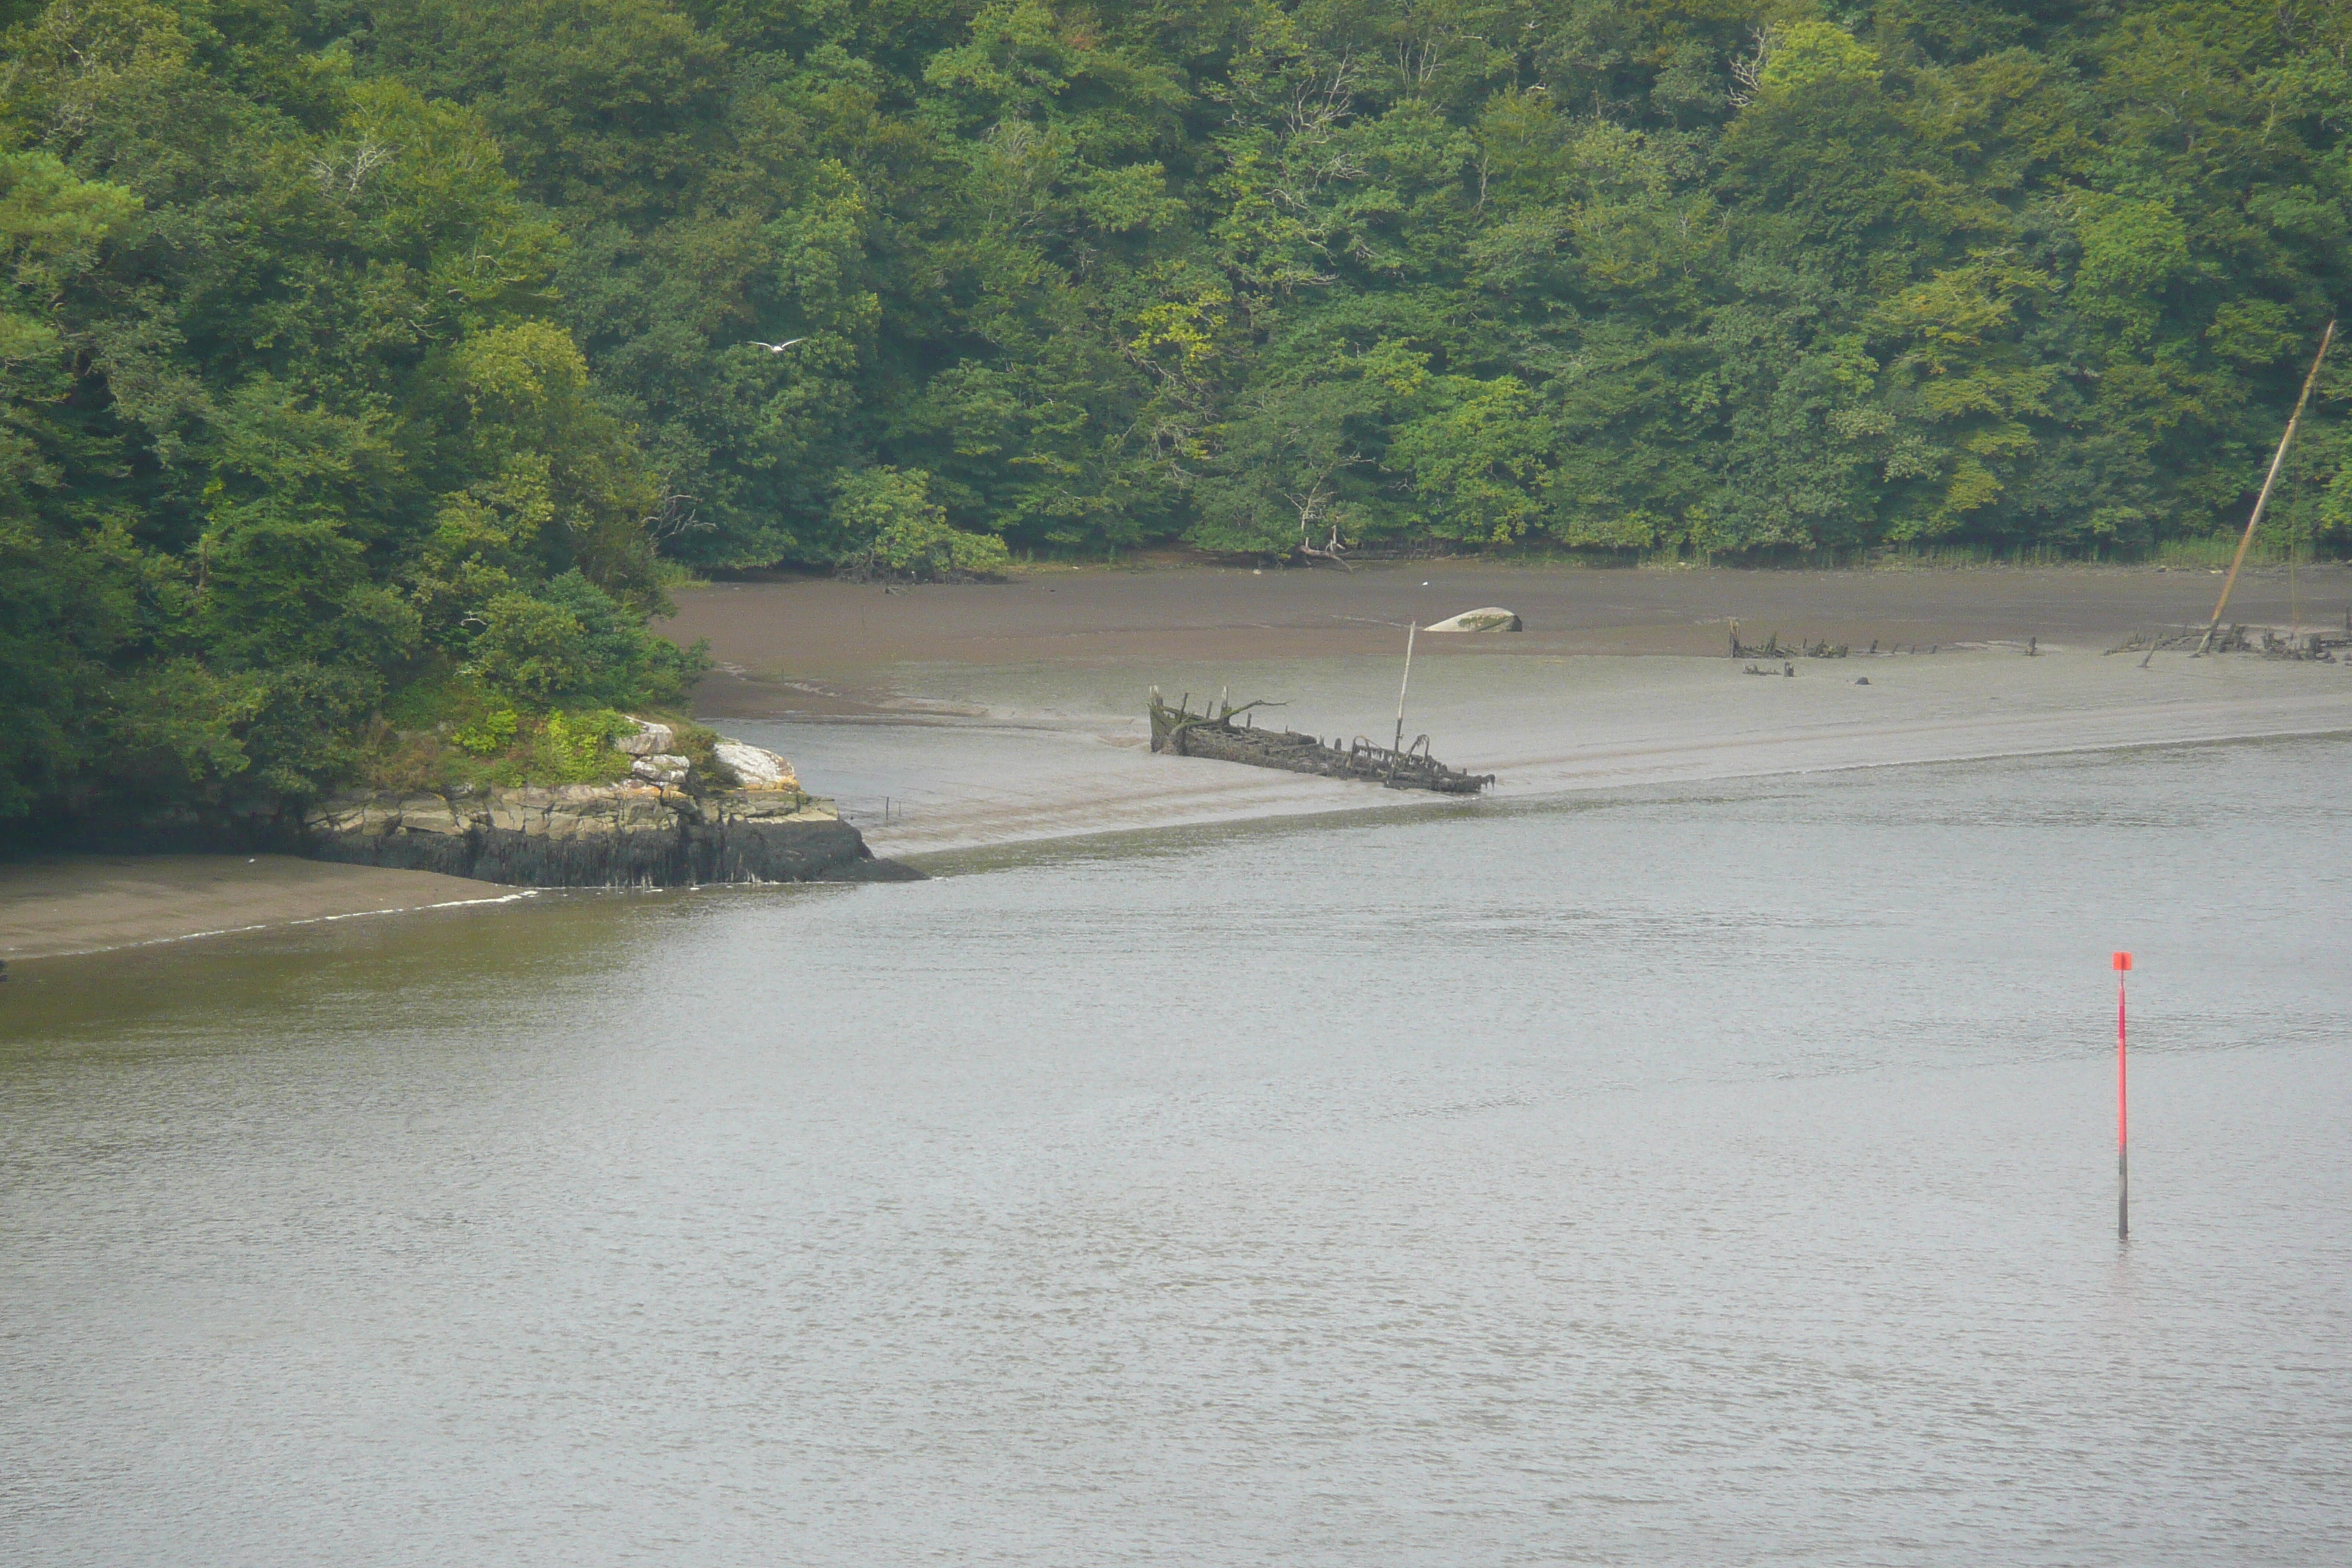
[2112,952,2133,971]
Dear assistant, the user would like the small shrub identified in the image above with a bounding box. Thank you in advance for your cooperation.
[832,467,1012,582]
[450,707,519,754]
[470,591,592,701]
[668,717,720,772]
[536,708,633,783]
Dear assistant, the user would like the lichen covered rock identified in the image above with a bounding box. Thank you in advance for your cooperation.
[712,741,797,791]
[630,753,692,785]
[613,717,677,756]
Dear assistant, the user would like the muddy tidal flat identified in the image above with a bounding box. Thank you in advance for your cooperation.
[662,562,2352,857]
[666,559,2352,694]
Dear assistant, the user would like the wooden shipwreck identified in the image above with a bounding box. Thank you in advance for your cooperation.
[1147,690,1494,795]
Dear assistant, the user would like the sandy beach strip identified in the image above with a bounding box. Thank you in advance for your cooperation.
[0,854,535,962]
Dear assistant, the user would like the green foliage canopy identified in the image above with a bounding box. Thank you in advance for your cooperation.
[314,0,2349,566]
[3,0,2349,834]
[0,0,700,831]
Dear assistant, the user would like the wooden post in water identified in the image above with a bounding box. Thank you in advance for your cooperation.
[1393,622,1418,753]
[2197,320,2334,655]
[2114,951,2132,1240]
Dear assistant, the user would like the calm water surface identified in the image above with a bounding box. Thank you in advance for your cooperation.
[4,740,2349,1565]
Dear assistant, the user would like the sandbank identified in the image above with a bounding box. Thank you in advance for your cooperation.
[665,563,2352,857]
[0,854,532,962]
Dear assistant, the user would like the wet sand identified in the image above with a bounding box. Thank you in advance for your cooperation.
[665,563,2352,859]
[0,855,532,962]
[723,646,2352,858]
[666,560,2352,715]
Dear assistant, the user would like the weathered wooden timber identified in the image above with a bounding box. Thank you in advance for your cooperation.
[1728,620,1848,658]
[2108,619,2348,660]
[1147,693,1494,794]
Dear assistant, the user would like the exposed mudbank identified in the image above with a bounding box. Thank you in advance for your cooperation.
[665,562,2352,717]
[0,854,524,962]
[305,783,920,886]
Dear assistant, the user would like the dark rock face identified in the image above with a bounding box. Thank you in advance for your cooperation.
[304,785,921,886]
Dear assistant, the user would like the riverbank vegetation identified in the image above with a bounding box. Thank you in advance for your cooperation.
[4,0,2348,834]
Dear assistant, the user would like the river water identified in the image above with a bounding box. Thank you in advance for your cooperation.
[4,737,2348,1565]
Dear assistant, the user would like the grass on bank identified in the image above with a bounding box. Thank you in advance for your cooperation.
[360,674,717,795]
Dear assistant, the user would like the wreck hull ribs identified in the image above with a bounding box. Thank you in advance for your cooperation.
[1147,701,1494,795]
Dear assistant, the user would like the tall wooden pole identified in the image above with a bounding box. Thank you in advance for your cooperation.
[2197,320,2336,655]
[2114,951,2132,1240]
[1393,622,1417,753]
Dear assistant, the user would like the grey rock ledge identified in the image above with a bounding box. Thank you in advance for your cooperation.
[305,783,920,886]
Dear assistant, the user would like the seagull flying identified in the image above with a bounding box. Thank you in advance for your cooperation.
[747,338,806,353]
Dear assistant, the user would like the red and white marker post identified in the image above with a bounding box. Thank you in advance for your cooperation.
[2114,951,2132,1240]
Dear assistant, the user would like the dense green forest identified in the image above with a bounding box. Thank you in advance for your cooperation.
[3,0,2347,830]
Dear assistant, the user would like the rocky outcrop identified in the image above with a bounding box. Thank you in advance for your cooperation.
[304,731,917,886]
[307,784,917,886]
[712,739,798,790]
[630,753,691,785]
[614,717,676,755]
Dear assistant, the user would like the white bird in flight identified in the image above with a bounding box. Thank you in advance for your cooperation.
[747,338,806,353]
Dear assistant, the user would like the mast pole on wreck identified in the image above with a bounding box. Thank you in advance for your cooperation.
[2196,317,2334,655]
[1394,622,1417,753]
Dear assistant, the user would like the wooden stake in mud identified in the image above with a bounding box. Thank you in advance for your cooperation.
[1393,621,1418,753]
[2197,320,2336,655]
[2114,951,2132,1241]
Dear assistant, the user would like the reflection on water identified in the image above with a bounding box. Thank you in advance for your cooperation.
[4,739,2350,1566]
